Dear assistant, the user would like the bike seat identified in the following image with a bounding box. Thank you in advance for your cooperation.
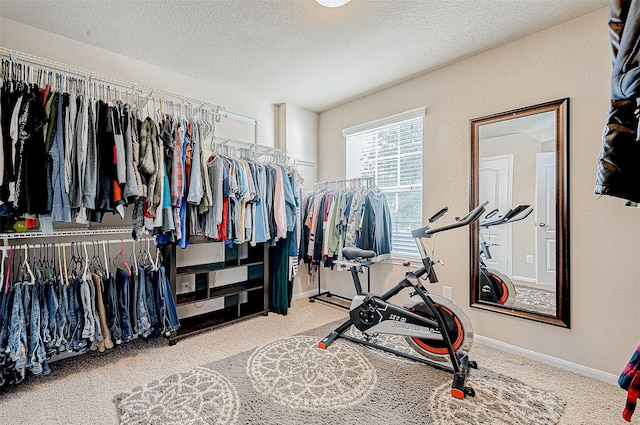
[342,247,377,260]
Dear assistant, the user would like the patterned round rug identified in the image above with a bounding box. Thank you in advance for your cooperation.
[115,366,240,425]
[246,336,377,410]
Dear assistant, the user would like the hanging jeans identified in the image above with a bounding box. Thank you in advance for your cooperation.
[79,274,96,343]
[8,283,27,381]
[27,283,47,376]
[135,267,151,339]
[104,275,122,345]
[67,277,86,351]
[0,286,12,360]
[55,276,69,353]
[144,267,159,340]
[128,269,138,339]
[157,265,180,335]
[92,273,113,350]
[87,275,104,352]
[116,269,134,343]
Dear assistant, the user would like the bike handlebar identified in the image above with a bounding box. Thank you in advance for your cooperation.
[480,204,532,228]
[411,201,488,238]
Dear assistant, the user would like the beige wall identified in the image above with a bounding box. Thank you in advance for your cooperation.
[316,7,635,377]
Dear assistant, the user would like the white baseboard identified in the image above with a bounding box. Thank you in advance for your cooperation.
[292,289,324,301]
[511,275,536,283]
[475,334,618,385]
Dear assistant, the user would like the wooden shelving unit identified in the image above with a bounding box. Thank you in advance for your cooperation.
[167,239,269,345]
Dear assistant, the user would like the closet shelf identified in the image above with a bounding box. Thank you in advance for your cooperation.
[175,309,267,340]
[176,280,264,305]
[0,227,133,240]
[176,261,263,276]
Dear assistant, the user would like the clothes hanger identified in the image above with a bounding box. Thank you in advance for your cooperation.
[102,240,110,279]
[112,239,131,276]
[82,242,89,277]
[61,243,69,286]
[146,238,156,270]
[4,246,13,295]
[131,239,138,271]
[0,245,6,293]
[22,244,35,284]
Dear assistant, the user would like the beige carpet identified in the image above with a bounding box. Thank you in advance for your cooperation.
[0,299,628,424]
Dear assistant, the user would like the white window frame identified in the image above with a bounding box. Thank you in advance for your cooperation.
[343,107,425,260]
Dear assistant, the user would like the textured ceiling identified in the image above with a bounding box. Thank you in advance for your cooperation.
[0,0,607,112]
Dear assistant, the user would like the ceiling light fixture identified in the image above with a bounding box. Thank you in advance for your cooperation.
[315,0,351,7]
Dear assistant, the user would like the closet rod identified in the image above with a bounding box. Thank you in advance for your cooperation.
[6,237,157,250]
[0,47,259,127]
[0,227,133,241]
[314,177,375,188]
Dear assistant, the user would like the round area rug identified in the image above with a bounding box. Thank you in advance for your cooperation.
[115,366,240,425]
[246,335,377,410]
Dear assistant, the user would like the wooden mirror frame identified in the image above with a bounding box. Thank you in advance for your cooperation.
[469,98,570,327]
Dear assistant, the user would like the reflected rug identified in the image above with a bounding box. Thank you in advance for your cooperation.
[114,321,565,425]
[512,284,556,316]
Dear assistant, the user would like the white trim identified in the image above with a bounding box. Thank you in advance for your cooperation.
[511,275,536,283]
[342,107,426,136]
[475,334,618,385]
[292,289,324,301]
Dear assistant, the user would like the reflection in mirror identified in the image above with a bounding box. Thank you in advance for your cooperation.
[470,99,569,327]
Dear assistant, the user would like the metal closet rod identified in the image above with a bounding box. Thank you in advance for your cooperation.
[0,227,134,241]
[0,47,259,127]
[314,177,375,188]
[4,237,157,250]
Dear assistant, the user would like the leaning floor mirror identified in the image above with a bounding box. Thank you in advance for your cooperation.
[469,98,569,327]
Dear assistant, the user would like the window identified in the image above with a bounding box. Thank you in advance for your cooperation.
[344,108,424,258]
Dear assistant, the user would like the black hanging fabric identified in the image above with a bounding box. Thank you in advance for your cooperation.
[269,238,289,315]
[595,0,640,203]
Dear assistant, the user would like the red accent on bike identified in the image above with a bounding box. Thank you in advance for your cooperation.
[451,388,465,399]
[410,304,464,355]
[498,281,509,304]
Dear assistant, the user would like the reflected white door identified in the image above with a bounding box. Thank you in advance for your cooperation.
[479,155,513,276]
[535,152,556,285]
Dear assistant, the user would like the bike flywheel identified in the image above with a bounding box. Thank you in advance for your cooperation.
[403,294,474,362]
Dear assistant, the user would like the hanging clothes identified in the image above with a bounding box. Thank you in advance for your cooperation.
[0,240,179,389]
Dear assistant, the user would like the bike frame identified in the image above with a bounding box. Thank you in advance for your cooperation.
[319,202,487,398]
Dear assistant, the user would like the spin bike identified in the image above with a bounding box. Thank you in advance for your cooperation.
[318,202,488,399]
[478,205,533,306]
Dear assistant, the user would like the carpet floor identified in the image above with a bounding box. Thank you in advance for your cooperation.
[0,299,628,424]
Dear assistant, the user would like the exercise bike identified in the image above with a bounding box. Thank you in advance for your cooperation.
[318,202,488,399]
[478,205,533,306]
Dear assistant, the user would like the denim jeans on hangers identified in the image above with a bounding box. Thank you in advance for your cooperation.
[67,276,86,351]
[8,283,28,380]
[129,269,138,339]
[104,275,122,345]
[116,268,134,343]
[0,286,13,364]
[136,267,151,339]
[44,279,59,355]
[158,265,180,334]
[27,282,46,376]
[79,274,96,343]
[144,267,159,339]
[87,274,103,352]
[55,275,69,353]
